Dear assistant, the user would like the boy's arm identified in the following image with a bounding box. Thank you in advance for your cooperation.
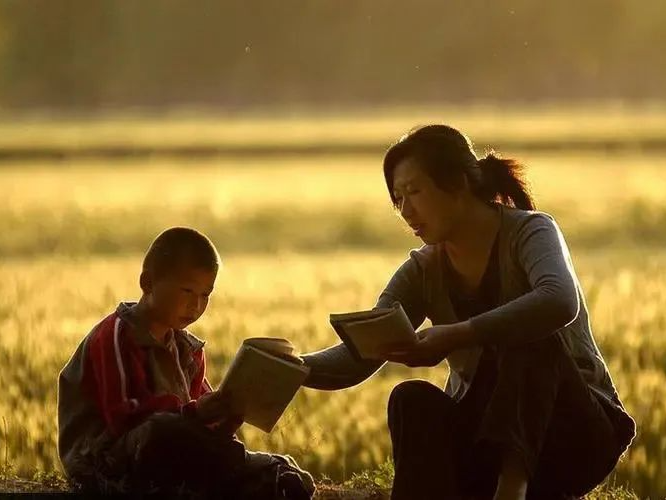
[85,317,201,436]
[177,348,215,420]
[188,350,243,432]
[190,348,214,398]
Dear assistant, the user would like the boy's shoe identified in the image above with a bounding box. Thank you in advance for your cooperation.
[243,451,316,500]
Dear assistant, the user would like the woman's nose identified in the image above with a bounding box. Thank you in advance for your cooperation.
[400,198,413,218]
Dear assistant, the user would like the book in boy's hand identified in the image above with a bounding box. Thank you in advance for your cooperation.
[329,302,417,361]
[217,337,310,433]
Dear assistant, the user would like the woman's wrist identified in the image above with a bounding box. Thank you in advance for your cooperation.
[438,320,479,350]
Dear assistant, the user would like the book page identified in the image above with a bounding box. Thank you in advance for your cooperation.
[335,303,416,360]
[218,345,310,433]
[242,337,302,363]
[329,306,395,323]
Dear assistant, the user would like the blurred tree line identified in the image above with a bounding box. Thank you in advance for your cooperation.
[0,0,664,112]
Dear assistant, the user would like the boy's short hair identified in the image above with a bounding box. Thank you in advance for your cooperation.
[142,227,220,279]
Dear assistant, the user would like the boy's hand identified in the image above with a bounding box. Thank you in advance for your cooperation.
[195,391,244,430]
[213,414,244,437]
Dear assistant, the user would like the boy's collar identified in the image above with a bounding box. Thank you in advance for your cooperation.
[115,301,205,351]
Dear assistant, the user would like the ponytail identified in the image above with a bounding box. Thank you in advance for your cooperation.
[473,152,535,210]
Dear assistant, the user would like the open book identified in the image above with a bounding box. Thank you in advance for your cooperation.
[217,337,310,433]
[329,302,417,361]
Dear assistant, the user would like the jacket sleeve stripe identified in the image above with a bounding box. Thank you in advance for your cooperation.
[112,317,129,403]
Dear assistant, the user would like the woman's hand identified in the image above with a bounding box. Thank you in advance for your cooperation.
[195,391,244,434]
[381,321,477,368]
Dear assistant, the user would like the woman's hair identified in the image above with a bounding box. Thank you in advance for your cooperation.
[383,124,535,210]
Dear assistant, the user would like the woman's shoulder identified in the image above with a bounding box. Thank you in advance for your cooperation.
[406,243,440,269]
[380,245,441,286]
[500,206,572,262]
[501,204,554,221]
[500,205,561,235]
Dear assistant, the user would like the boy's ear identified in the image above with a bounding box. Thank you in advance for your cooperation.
[139,271,152,294]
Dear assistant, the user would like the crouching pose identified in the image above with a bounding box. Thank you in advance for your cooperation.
[301,125,635,500]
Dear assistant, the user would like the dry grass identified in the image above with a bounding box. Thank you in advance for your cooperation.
[0,123,664,497]
[2,103,666,149]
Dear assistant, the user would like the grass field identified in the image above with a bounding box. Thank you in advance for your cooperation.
[3,152,666,257]
[1,117,665,498]
[2,103,666,149]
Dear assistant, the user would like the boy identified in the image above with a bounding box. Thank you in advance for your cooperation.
[58,227,315,499]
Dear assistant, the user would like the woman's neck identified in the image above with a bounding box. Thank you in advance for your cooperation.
[444,201,500,267]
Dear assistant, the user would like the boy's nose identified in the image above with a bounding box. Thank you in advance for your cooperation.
[187,296,204,315]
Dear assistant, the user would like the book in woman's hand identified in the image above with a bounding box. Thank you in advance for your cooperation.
[329,302,417,361]
[217,337,310,433]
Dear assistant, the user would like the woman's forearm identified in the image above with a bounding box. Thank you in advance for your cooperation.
[442,319,481,350]
[301,343,384,390]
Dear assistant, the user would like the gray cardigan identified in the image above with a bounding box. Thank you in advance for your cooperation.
[302,205,625,412]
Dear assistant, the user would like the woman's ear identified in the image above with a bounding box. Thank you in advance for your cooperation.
[139,271,152,294]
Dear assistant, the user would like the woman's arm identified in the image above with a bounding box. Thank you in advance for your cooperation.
[302,250,429,390]
[301,343,383,390]
[470,213,580,345]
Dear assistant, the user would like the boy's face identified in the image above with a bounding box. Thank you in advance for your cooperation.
[146,264,217,330]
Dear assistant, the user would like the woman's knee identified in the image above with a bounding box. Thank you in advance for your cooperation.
[389,379,438,406]
[388,380,451,422]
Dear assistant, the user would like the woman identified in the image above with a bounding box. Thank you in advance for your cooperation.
[301,125,635,500]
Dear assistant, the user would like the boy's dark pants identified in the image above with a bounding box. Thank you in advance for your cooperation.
[100,412,246,494]
[388,334,630,500]
[93,413,313,499]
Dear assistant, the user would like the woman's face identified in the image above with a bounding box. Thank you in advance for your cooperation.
[391,156,465,245]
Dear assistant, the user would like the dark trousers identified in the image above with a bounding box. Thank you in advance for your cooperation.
[91,413,314,499]
[99,412,247,495]
[388,334,625,500]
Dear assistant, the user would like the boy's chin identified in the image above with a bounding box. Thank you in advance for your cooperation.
[175,317,196,329]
